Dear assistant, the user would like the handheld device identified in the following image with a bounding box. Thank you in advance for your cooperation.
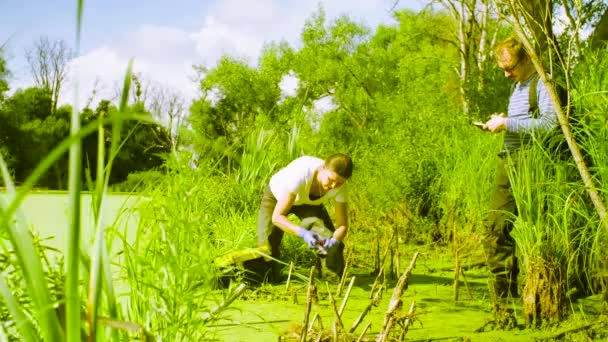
[472,121,487,130]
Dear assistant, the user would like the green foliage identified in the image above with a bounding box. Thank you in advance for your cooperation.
[122,154,256,340]
[0,88,70,188]
[0,49,8,102]
[3,1,608,339]
[79,100,172,188]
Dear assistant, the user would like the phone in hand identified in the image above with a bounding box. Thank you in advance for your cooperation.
[471,121,487,130]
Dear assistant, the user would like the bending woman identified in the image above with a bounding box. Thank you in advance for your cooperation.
[257,153,353,281]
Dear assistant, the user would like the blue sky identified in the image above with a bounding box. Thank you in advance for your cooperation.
[1,0,424,109]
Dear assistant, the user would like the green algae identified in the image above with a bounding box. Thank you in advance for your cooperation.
[210,249,607,341]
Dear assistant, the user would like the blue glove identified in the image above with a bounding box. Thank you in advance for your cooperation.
[324,237,340,249]
[297,229,321,248]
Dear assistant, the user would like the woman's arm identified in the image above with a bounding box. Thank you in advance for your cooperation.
[333,201,348,240]
[271,192,306,236]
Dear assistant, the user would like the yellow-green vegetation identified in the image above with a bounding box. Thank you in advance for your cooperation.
[1,0,608,341]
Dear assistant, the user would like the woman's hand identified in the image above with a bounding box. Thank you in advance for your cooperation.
[297,229,321,248]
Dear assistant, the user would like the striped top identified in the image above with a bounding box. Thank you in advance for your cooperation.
[503,75,558,152]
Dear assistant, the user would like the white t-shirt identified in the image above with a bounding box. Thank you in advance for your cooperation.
[269,156,348,205]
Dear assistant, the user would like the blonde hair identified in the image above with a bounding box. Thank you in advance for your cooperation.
[494,36,528,61]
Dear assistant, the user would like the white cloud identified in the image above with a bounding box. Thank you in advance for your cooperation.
[63,26,200,110]
[64,46,127,108]
[57,0,423,112]
[190,16,264,66]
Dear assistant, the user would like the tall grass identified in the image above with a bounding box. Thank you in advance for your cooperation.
[0,1,243,340]
[116,124,306,339]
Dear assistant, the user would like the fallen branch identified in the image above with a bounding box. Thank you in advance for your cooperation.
[534,320,608,341]
[349,285,382,334]
[356,322,372,342]
[338,276,356,317]
[377,252,420,341]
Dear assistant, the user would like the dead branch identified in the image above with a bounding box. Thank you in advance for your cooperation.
[300,266,316,342]
[338,276,356,317]
[326,282,345,334]
[336,258,350,297]
[356,322,372,342]
[377,252,420,341]
[350,285,382,334]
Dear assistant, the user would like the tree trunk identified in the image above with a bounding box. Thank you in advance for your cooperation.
[516,0,555,55]
[590,8,608,50]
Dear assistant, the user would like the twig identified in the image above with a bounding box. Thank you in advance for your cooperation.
[286,262,294,291]
[460,268,473,300]
[300,266,316,342]
[378,231,396,275]
[402,300,416,336]
[377,252,420,341]
[395,227,401,278]
[534,321,608,341]
[326,282,345,333]
[338,276,356,317]
[369,267,385,299]
[309,312,319,332]
[336,258,350,297]
[390,247,395,280]
[356,322,372,342]
[453,264,460,302]
[376,317,394,342]
[439,260,485,271]
[350,285,382,333]
[208,283,246,319]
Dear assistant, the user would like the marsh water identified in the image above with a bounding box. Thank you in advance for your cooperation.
[2,193,605,341]
[209,247,607,341]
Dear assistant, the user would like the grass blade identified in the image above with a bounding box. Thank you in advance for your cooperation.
[88,61,133,341]
[0,274,38,342]
[66,0,86,339]
[0,156,64,341]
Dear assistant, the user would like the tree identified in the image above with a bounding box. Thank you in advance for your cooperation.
[0,87,70,188]
[25,37,73,114]
[0,45,9,102]
[81,99,172,187]
[432,0,506,115]
[189,55,283,162]
[146,84,188,154]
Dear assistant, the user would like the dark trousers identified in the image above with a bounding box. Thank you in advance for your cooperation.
[257,187,344,278]
[483,154,520,299]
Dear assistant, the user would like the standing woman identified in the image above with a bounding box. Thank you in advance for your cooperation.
[257,153,353,281]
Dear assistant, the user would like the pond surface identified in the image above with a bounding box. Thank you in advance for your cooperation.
[1,191,141,255]
[210,249,607,341]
